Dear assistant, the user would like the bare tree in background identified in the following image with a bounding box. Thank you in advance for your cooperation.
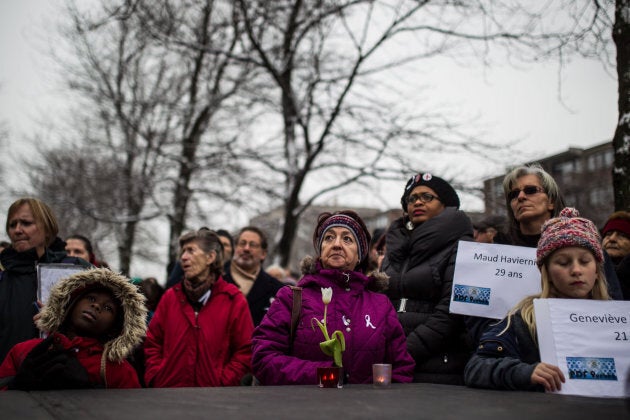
[26,144,162,266]
[28,0,254,273]
[25,0,629,273]
[612,0,630,210]
[234,0,623,266]
[515,0,628,211]
[134,0,256,266]
[41,0,180,274]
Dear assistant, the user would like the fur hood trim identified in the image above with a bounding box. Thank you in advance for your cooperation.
[299,255,389,293]
[37,268,147,363]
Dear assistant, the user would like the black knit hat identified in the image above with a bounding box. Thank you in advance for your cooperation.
[400,173,460,211]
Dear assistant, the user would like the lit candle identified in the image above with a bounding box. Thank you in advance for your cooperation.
[317,366,343,388]
[372,363,392,388]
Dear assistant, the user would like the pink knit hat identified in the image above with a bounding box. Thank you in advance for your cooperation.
[536,207,604,267]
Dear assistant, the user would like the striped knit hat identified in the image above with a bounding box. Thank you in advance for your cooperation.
[314,212,370,264]
[536,207,603,267]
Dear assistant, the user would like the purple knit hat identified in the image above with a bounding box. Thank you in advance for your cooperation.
[536,207,603,267]
[314,213,370,263]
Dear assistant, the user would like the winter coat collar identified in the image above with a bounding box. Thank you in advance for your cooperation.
[174,276,242,300]
[52,332,106,357]
[388,207,473,266]
[0,237,75,274]
[298,256,389,293]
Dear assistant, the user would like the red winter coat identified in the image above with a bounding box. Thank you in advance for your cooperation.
[144,277,254,387]
[0,333,140,389]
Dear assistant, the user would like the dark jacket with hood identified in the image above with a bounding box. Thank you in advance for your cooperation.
[252,257,414,385]
[0,268,147,388]
[0,238,91,362]
[382,207,474,384]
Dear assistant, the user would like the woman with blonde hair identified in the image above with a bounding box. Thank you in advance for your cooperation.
[0,198,90,363]
[464,208,609,392]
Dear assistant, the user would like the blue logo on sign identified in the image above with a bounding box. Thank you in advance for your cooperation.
[566,357,618,381]
[453,284,490,306]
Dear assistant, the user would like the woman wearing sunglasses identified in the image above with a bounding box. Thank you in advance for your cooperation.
[380,173,474,385]
[465,164,623,342]
[499,163,566,247]
[500,163,621,291]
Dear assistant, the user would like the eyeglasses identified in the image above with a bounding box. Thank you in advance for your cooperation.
[236,240,261,249]
[507,185,545,201]
[407,192,440,204]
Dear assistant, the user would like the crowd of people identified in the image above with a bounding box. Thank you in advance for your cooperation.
[0,163,628,391]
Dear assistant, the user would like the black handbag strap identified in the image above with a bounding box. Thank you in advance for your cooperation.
[288,286,302,353]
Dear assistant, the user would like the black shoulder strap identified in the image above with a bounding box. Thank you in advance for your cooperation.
[288,286,302,353]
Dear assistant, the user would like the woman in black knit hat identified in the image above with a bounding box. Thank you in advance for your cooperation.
[381,173,474,385]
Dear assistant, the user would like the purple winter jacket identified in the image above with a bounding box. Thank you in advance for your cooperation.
[252,257,415,385]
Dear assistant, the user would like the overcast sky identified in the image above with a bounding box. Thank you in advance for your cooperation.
[1,1,618,180]
[0,1,620,277]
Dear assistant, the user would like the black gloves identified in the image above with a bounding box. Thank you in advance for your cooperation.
[9,335,93,390]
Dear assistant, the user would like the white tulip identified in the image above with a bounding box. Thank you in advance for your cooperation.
[321,287,332,305]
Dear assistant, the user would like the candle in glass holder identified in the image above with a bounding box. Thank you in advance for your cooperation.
[317,366,343,388]
[372,363,392,388]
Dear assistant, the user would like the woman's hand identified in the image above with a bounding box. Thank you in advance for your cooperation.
[531,362,565,392]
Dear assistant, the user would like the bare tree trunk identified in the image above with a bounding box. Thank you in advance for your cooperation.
[118,220,137,276]
[612,0,630,210]
[277,170,306,268]
[168,136,196,265]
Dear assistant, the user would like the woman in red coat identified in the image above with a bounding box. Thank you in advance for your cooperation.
[144,229,254,387]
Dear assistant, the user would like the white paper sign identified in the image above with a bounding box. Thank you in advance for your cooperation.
[37,264,86,304]
[535,298,630,398]
[449,241,541,319]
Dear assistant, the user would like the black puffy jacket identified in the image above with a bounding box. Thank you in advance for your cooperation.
[382,207,474,384]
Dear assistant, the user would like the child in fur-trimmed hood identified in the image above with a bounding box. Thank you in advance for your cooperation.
[0,268,147,390]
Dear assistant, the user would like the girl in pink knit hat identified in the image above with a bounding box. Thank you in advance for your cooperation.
[464,207,610,392]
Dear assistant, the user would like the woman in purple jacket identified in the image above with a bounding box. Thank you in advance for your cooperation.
[252,210,414,385]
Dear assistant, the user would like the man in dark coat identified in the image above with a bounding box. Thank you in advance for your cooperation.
[223,226,284,326]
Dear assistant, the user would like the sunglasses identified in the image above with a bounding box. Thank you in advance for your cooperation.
[507,185,545,201]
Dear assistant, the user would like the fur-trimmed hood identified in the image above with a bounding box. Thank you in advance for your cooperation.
[37,268,147,363]
[299,255,389,292]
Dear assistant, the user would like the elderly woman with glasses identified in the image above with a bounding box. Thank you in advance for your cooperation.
[380,173,474,385]
[252,210,414,385]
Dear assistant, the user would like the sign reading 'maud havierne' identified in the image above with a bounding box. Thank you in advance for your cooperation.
[450,241,541,320]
